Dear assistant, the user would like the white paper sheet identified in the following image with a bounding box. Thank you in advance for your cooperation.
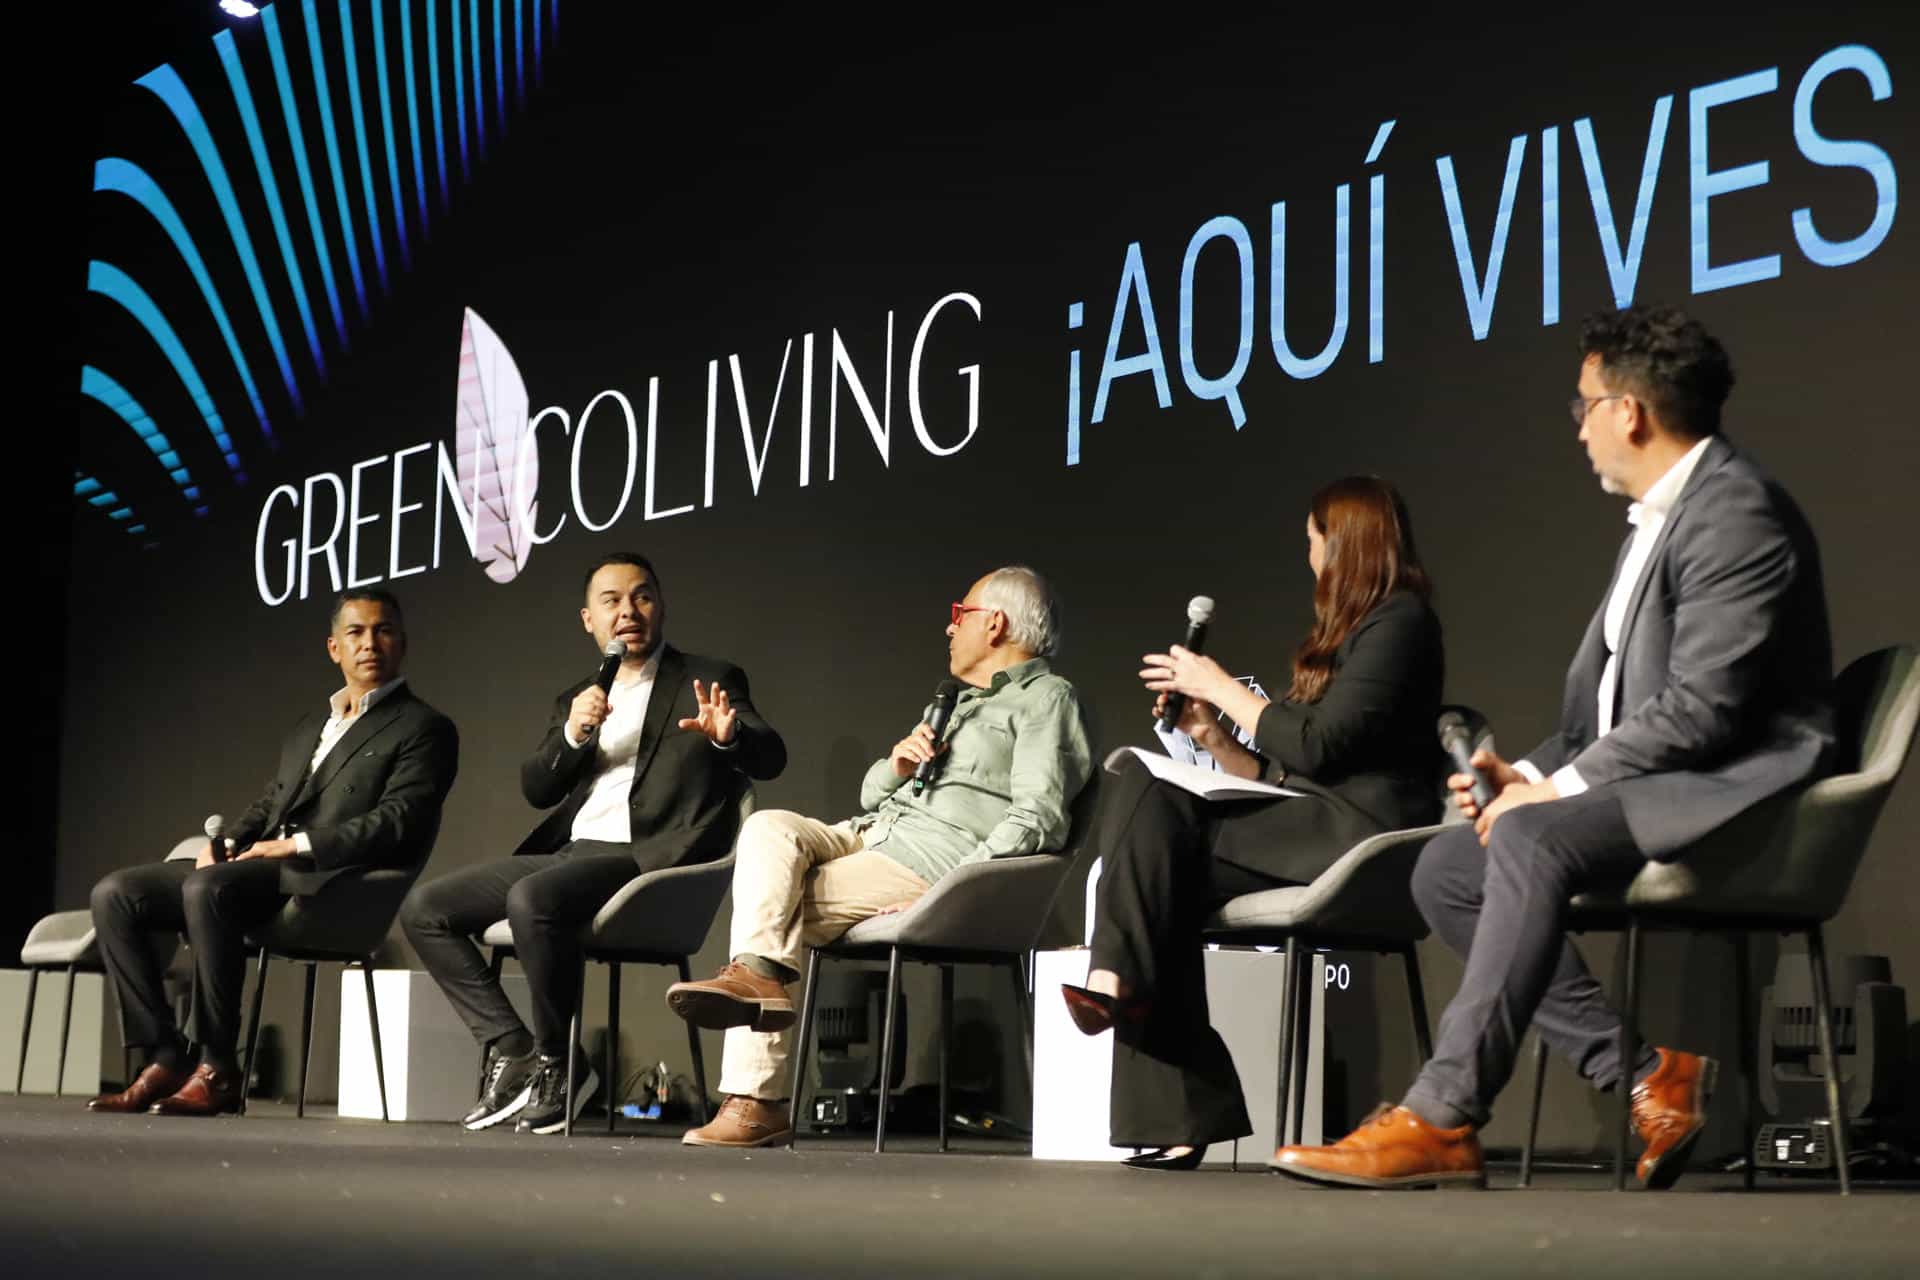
[1103,745,1304,800]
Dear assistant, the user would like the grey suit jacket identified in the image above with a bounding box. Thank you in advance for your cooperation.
[1524,435,1836,859]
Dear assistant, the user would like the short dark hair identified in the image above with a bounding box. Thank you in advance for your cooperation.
[581,552,661,599]
[1580,305,1735,437]
[330,588,404,631]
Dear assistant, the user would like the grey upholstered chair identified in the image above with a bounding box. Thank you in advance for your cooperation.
[1200,706,1492,1151]
[479,787,755,1136]
[1518,645,1920,1195]
[785,778,1100,1153]
[14,836,201,1095]
[237,865,422,1120]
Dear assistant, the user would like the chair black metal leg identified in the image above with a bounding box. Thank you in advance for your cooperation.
[875,946,904,1154]
[296,961,318,1119]
[1008,957,1034,1095]
[1519,1035,1549,1188]
[564,963,584,1138]
[1401,946,1433,1064]
[54,964,78,1097]
[786,951,821,1148]
[1805,925,1852,1195]
[14,968,37,1094]
[676,958,712,1126]
[1732,932,1756,1191]
[362,964,389,1123]
[1273,937,1300,1152]
[238,948,271,1117]
[1290,949,1314,1146]
[1615,922,1643,1191]
[605,962,622,1133]
[938,964,953,1153]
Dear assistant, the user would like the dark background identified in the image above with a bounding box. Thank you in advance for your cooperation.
[23,2,1919,1150]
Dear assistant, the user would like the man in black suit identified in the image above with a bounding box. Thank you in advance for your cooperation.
[1274,305,1835,1190]
[87,589,459,1117]
[400,552,786,1134]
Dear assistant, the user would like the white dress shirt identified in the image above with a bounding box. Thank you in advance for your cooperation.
[566,652,661,844]
[288,677,408,854]
[1518,437,1712,798]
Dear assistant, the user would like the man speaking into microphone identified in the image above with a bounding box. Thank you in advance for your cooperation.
[665,565,1092,1147]
[401,552,785,1135]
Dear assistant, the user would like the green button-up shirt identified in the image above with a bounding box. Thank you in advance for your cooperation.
[852,657,1093,886]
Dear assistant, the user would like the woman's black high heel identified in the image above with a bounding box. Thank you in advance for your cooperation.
[1060,984,1149,1036]
[1123,1146,1204,1171]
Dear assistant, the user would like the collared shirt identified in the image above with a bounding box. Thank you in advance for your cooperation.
[567,651,662,844]
[1522,437,1712,798]
[850,656,1093,886]
[288,677,407,853]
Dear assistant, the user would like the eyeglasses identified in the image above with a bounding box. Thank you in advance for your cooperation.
[950,602,995,626]
[1568,394,1626,426]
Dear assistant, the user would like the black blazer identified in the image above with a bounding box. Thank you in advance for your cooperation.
[228,684,461,896]
[1210,590,1444,885]
[1524,435,1835,858]
[514,645,786,872]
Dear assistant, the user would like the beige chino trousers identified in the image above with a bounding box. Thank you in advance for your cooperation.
[719,808,929,1100]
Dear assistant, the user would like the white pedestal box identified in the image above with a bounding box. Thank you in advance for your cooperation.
[0,968,104,1096]
[1031,947,1326,1165]
[338,969,533,1121]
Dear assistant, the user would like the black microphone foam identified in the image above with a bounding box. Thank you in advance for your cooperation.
[1156,595,1216,731]
[1438,711,1495,808]
[913,680,964,795]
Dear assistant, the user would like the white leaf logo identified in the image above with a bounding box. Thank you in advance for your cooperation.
[454,307,537,584]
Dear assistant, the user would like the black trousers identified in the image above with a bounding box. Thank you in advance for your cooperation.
[90,858,295,1063]
[1089,756,1334,1149]
[399,842,636,1058]
[1403,789,1656,1129]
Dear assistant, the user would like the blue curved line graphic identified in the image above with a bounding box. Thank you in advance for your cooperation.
[133,64,303,412]
[492,0,506,132]
[399,0,432,229]
[299,2,370,321]
[514,0,524,105]
[74,470,151,539]
[450,0,471,179]
[87,261,248,485]
[370,0,412,267]
[92,158,274,446]
[469,0,487,158]
[339,1,390,292]
[534,0,543,86]
[215,26,338,365]
[79,365,209,514]
[427,0,450,204]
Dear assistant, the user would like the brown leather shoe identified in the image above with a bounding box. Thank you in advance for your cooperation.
[1632,1047,1717,1189]
[1270,1104,1486,1189]
[88,1062,191,1113]
[682,1094,794,1148]
[665,961,795,1032]
[148,1063,244,1117]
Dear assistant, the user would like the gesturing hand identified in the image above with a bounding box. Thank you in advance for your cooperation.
[676,679,738,744]
[888,723,946,779]
[1140,645,1232,706]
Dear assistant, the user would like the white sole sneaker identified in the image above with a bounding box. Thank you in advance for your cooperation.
[461,1081,534,1131]
[524,1064,599,1135]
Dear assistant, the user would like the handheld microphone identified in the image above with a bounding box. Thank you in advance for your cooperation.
[594,638,626,696]
[1437,711,1495,808]
[1156,595,1216,731]
[913,680,963,795]
[204,813,228,863]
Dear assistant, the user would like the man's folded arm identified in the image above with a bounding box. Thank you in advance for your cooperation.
[977,685,1094,860]
[304,718,460,872]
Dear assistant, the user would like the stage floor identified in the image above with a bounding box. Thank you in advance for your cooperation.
[3,1096,1915,1278]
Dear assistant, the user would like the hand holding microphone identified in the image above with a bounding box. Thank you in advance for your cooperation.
[1151,596,1216,731]
[199,814,229,869]
[1436,712,1524,820]
[568,639,628,740]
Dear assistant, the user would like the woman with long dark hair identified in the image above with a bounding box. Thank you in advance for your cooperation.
[1066,475,1444,1169]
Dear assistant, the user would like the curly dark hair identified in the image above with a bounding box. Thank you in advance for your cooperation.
[1579,305,1735,436]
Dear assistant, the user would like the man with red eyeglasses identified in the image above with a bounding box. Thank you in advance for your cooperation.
[666,565,1092,1147]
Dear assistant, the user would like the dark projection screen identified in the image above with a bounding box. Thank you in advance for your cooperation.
[54,3,1919,1135]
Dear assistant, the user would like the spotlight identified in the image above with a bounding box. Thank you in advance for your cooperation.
[219,1,262,19]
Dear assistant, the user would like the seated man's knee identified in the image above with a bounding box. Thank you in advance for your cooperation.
[735,810,809,866]
[1410,826,1474,912]
[90,869,134,919]
[398,881,440,940]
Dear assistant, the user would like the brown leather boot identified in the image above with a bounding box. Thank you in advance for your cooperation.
[682,1095,794,1148]
[665,961,795,1031]
[1632,1047,1717,1189]
[1270,1104,1486,1189]
[88,1062,191,1113]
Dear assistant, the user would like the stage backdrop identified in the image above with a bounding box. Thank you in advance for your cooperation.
[58,3,1918,1146]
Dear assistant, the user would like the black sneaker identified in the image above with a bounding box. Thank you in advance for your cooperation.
[514,1052,599,1135]
[461,1046,538,1131]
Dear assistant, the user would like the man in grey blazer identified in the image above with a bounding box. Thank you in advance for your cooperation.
[1274,305,1834,1190]
[87,589,460,1117]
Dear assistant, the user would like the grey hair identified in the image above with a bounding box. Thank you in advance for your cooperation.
[979,564,1062,657]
